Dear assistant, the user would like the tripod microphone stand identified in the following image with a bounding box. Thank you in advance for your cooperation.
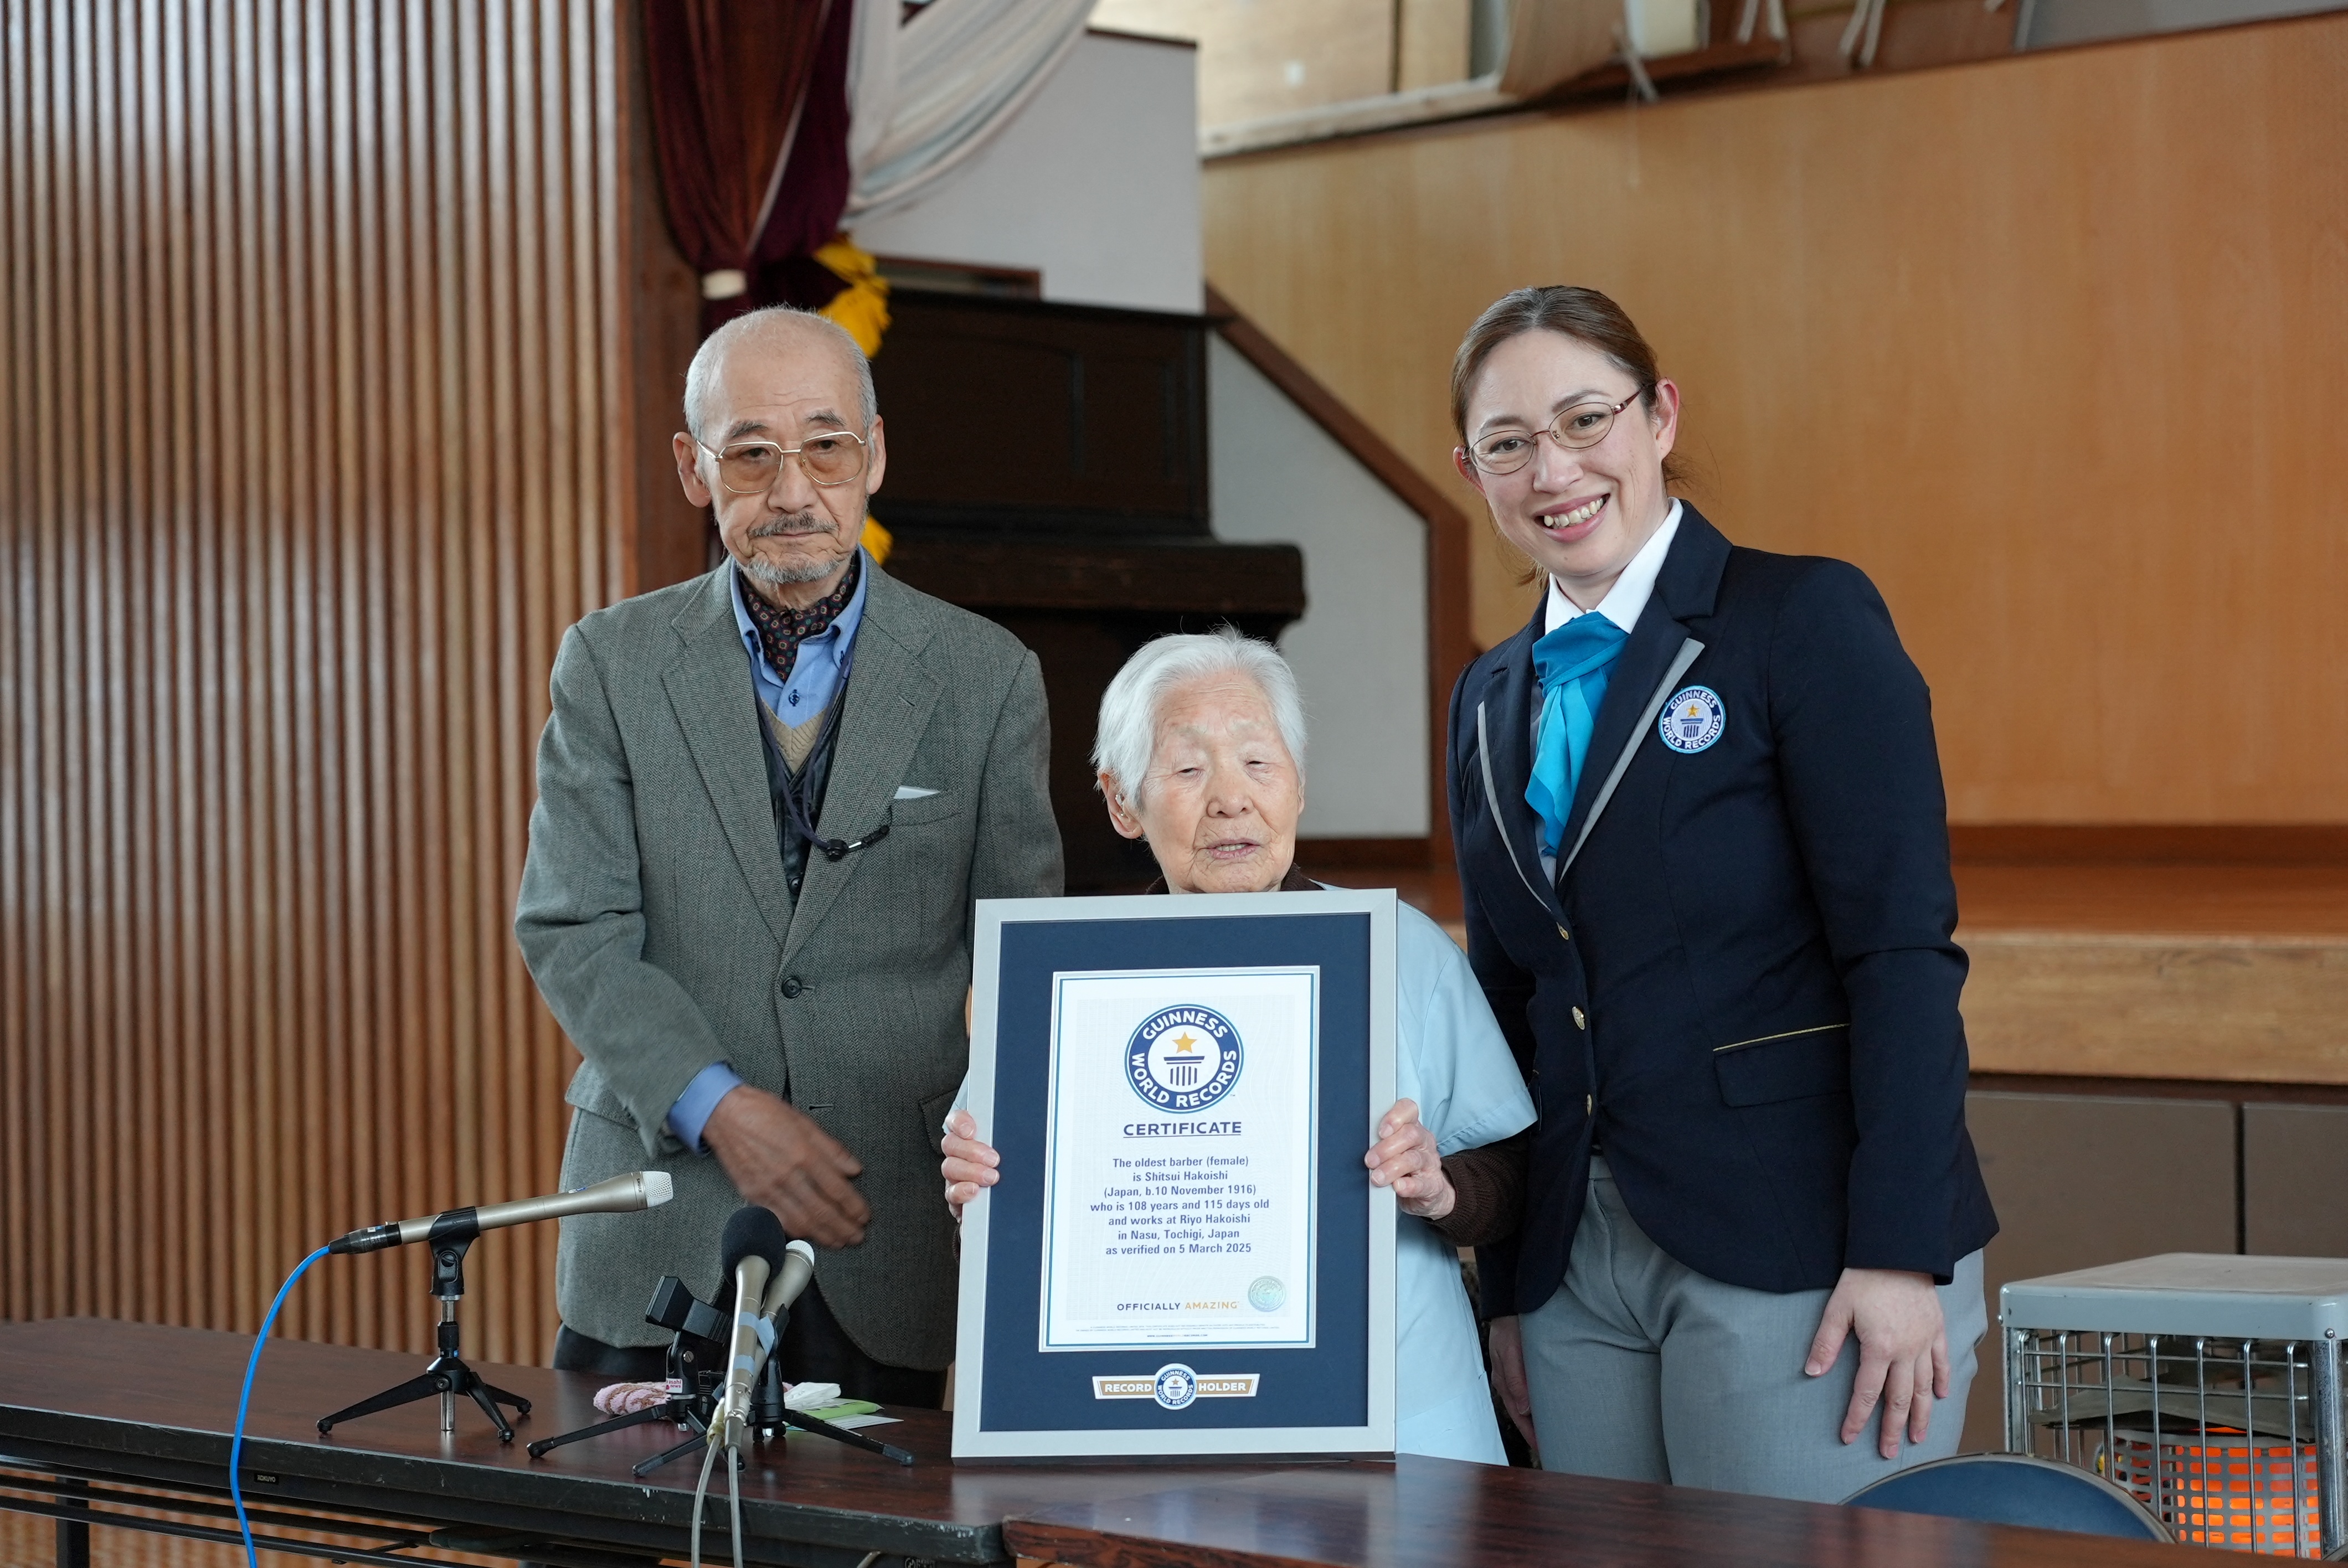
[317,1234,532,1442]
[669,1356,916,1473]
[526,1275,913,1474]
[527,1275,727,1474]
[706,1357,916,1471]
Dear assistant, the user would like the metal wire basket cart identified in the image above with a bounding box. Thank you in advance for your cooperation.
[2002,1255,2348,1556]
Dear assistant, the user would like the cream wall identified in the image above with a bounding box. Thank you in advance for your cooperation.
[1090,0,1400,125]
[853,31,1201,313]
[1202,12,2348,823]
[1208,337,1433,839]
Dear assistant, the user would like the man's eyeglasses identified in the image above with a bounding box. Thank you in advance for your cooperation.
[1466,391,1641,476]
[699,429,869,493]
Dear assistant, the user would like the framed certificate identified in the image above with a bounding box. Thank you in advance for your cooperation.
[951,890,1398,1460]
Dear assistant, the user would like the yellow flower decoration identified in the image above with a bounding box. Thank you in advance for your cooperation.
[815,236,890,359]
[816,235,892,565]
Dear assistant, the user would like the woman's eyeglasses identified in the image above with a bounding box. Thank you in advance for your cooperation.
[700,429,869,493]
[1467,391,1641,476]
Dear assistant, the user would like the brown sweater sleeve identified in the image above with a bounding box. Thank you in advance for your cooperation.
[1429,1129,1528,1249]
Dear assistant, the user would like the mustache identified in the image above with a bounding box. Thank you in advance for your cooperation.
[747,510,837,540]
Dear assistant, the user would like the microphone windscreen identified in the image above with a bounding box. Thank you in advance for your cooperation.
[718,1204,789,1282]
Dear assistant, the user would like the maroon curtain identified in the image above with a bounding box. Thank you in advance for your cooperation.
[642,0,858,336]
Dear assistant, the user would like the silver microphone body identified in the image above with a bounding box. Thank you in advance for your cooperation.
[718,1254,776,1443]
[758,1239,817,1320]
[744,1239,818,1388]
[329,1171,674,1254]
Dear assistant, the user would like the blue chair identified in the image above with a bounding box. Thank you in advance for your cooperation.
[1841,1452,2173,1541]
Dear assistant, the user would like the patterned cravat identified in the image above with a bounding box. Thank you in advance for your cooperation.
[1525,612,1629,858]
[740,553,860,687]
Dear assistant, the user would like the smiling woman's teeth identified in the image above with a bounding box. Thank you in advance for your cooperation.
[1546,496,1605,529]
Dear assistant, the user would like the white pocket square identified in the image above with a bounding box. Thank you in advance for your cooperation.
[893,785,940,800]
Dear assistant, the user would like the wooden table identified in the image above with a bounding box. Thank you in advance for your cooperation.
[1003,1461,2220,1568]
[0,1319,2229,1567]
[0,1318,1274,1567]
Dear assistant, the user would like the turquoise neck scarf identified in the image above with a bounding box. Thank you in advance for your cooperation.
[1526,613,1629,858]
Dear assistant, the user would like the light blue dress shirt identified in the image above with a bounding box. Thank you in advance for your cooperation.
[666,553,873,1154]
[729,549,871,726]
[948,898,1536,1464]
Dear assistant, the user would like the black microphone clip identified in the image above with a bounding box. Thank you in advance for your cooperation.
[645,1275,729,1345]
[328,1223,400,1255]
[329,1207,481,1255]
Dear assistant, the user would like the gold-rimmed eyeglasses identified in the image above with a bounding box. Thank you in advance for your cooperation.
[698,429,870,493]
[1466,391,1641,476]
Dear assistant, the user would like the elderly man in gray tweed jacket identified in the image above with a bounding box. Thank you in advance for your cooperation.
[516,306,1061,1406]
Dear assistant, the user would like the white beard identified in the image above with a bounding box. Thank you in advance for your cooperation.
[739,512,849,587]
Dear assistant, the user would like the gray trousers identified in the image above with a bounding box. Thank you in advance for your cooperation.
[1520,1157,1987,1503]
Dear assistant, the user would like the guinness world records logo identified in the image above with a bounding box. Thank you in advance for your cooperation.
[1126,1005,1243,1112]
[1659,685,1726,754]
[1152,1363,1198,1410]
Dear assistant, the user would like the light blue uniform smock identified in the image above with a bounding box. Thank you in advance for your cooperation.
[1383,898,1537,1463]
[951,897,1534,1465]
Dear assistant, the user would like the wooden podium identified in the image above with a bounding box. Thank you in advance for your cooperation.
[872,289,1306,891]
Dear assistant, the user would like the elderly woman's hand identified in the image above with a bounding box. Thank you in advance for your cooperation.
[1364,1098,1453,1220]
[942,1109,1000,1221]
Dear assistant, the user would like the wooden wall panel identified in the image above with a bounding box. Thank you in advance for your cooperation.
[1,0,632,1366]
[1961,933,2348,1084]
[1202,11,2348,823]
[2242,1103,2348,1258]
[1960,1091,2242,1452]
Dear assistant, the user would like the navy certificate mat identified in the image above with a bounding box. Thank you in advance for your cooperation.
[952,890,1399,1460]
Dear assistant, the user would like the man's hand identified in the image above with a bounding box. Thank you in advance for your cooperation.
[1806,1267,1948,1458]
[1486,1313,1537,1454]
[701,1085,869,1249]
[941,1109,999,1220]
[1364,1098,1454,1220]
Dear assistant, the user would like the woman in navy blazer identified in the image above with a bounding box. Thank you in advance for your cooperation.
[1444,287,1997,1502]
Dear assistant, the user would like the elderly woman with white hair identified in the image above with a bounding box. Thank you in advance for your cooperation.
[941,628,1536,1463]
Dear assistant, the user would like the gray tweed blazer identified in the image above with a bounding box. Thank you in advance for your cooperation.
[515,561,1062,1369]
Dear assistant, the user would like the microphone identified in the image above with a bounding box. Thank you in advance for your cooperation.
[747,1239,817,1384]
[714,1206,789,1446]
[327,1171,674,1255]
[760,1239,816,1319]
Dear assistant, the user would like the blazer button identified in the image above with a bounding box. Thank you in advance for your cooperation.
[780,976,804,999]
[1556,924,1571,941]
[1572,1006,1587,1029]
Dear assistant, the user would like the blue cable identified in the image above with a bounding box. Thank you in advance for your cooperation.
[231,1246,329,1568]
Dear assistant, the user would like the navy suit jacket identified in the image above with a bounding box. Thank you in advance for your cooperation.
[1448,506,1997,1317]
